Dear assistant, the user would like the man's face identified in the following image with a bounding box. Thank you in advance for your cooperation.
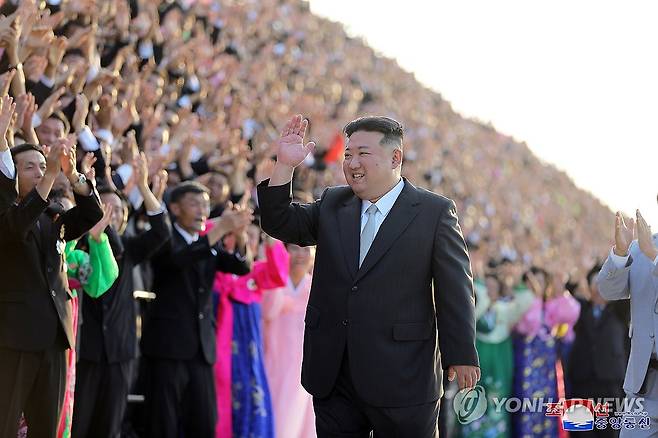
[100,192,128,234]
[342,131,401,201]
[207,173,229,205]
[171,192,210,233]
[15,150,46,197]
[35,118,65,147]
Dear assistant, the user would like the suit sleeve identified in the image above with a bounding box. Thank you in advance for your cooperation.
[214,246,252,275]
[0,188,49,242]
[257,179,323,247]
[596,248,632,301]
[123,211,172,265]
[60,185,104,241]
[432,200,479,369]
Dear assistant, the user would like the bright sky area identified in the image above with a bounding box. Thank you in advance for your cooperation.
[309,0,658,227]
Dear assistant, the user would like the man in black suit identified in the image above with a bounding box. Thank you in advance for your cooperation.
[0,137,103,437]
[568,263,630,437]
[257,115,480,437]
[72,153,171,438]
[141,181,254,437]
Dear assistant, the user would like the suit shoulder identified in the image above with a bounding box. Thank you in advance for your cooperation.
[318,184,354,204]
[415,186,454,210]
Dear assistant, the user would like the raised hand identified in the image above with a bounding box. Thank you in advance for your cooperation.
[59,137,77,180]
[151,169,168,203]
[0,69,16,96]
[80,152,96,177]
[72,93,89,133]
[636,210,657,261]
[45,139,66,175]
[132,151,149,190]
[89,204,113,242]
[0,95,16,151]
[614,212,635,257]
[38,87,66,121]
[273,114,316,168]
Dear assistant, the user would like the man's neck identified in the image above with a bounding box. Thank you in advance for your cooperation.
[369,177,402,203]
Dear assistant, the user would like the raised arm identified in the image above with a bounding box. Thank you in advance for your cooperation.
[597,212,634,301]
[257,114,321,246]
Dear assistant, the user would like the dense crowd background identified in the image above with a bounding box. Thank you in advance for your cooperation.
[0,0,629,437]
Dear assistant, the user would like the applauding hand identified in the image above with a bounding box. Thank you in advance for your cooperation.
[637,210,657,261]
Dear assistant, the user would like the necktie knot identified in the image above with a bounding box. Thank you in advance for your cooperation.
[365,204,378,217]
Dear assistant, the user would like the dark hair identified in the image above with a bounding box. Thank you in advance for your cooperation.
[47,110,71,135]
[169,181,209,204]
[586,263,603,287]
[343,116,404,149]
[98,186,129,205]
[10,143,45,161]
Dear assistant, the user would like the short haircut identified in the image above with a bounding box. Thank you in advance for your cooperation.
[11,143,45,161]
[343,116,404,149]
[586,263,603,286]
[169,181,209,204]
[48,110,71,135]
[98,186,130,207]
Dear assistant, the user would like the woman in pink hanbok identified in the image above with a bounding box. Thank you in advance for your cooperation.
[262,243,316,438]
[208,220,289,438]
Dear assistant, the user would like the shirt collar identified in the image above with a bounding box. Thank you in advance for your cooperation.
[361,178,405,218]
[174,222,199,244]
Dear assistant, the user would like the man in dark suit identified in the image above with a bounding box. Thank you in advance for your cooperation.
[568,263,630,437]
[72,153,171,438]
[257,115,480,437]
[141,181,254,437]
[0,138,103,437]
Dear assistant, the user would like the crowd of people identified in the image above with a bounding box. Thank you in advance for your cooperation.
[0,0,636,437]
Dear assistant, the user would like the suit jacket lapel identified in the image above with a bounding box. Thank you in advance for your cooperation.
[337,195,361,280]
[355,179,421,282]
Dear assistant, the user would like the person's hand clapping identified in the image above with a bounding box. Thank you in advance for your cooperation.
[614,212,635,257]
[636,210,657,261]
[0,95,16,152]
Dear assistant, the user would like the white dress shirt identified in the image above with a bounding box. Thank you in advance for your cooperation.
[359,178,405,238]
[0,149,15,179]
[174,222,199,244]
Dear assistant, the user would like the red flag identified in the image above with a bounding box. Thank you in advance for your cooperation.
[324,132,344,163]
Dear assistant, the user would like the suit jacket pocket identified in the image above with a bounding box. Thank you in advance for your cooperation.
[393,321,433,341]
[0,291,25,302]
[304,305,320,329]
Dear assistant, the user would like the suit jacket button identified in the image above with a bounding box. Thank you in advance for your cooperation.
[47,267,52,273]
[199,312,204,320]
[51,290,56,297]
[102,325,107,331]
[351,286,358,292]
[198,287,206,294]
[342,319,349,326]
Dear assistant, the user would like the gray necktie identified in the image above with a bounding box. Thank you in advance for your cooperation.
[359,204,379,268]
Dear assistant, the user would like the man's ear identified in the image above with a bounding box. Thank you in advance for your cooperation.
[392,148,403,168]
[169,202,181,217]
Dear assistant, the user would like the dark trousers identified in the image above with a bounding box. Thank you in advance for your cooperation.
[143,353,216,438]
[0,344,66,438]
[71,359,134,438]
[313,353,439,438]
